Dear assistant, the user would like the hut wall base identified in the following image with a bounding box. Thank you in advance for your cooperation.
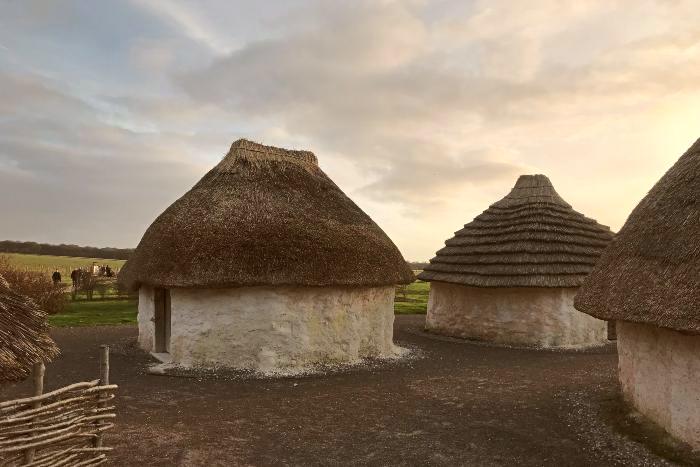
[425,282,607,348]
[617,321,700,449]
[144,285,398,371]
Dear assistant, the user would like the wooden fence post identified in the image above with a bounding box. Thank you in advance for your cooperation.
[99,345,110,386]
[23,362,45,464]
[95,345,110,448]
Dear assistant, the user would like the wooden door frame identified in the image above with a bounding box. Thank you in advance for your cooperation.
[154,288,171,353]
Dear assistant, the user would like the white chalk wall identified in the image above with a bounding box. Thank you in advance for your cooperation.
[426,281,607,348]
[617,321,700,450]
[137,285,398,371]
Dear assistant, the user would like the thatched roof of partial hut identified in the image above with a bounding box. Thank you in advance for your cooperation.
[418,174,613,287]
[575,138,700,334]
[0,275,59,382]
[120,139,414,289]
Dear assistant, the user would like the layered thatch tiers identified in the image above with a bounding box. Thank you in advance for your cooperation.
[419,174,614,287]
[575,138,700,334]
[0,275,59,382]
[120,139,414,290]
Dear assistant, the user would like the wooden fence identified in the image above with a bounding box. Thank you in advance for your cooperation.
[0,346,117,466]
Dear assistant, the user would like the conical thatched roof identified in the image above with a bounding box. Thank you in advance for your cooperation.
[120,139,414,289]
[418,174,614,287]
[0,275,59,382]
[575,138,700,334]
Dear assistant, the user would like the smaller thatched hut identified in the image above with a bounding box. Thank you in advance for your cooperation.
[0,274,59,383]
[120,139,414,372]
[575,138,700,450]
[419,174,613,348]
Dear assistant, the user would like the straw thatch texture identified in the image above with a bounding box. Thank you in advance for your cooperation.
[419,175,613,287]
[120,139,413,289]
[0,276,59,382]
[575,138,700,334]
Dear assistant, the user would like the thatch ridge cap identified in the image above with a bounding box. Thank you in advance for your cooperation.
[222,138,318,168]
[490,174,572,209]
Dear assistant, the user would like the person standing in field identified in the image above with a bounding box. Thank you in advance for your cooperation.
[52,269,62,285]
[70,268,80,288]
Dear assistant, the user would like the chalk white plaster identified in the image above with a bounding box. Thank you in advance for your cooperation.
[425,282,607,348]
[617,321,700,450]
[137,285,398,371]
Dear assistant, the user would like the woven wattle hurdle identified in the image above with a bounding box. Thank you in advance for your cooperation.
[0,348,118,466]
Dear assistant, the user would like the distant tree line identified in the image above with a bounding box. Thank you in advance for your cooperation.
[0,240,134,260]
[1,239,429,267]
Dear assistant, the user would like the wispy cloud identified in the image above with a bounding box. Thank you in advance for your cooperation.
[129,0,235,55]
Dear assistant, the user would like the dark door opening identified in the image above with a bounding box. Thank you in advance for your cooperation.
[154,288,171,353]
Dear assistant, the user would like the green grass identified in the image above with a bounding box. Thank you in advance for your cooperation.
[48,299,137,327]
[3,253,125,277]
[394,280,429,314]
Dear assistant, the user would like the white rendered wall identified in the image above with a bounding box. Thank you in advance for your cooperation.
[617,321,700,450]
[137,285,398,371]
[426,282,607,348]
[137,285,155,353]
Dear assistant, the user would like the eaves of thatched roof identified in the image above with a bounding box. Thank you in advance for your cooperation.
[120,139,414,289]
[418,174,613,288]
[575,138,700,334]
[0,276,59,382]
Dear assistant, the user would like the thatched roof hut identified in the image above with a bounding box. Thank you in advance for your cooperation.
[575,138,700,449]
[120,139,413,290]
[122,139,412,371]
[0,274,59,382]
[575,139,700,333]
[418,174,613,347]
[419,174,613,287]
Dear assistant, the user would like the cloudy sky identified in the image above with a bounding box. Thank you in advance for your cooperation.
[1,0,699,260]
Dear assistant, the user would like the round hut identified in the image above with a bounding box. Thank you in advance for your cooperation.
[0,274,59,383]
[120,139,414,371]
[575,138,700,449]
[418,174,613,348]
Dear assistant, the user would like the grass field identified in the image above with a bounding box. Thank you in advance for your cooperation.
[394,280,429,314]
[48,299,138,327]
[3,253,126,276]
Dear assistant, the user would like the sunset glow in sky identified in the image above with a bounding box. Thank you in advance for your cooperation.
[1,1,699,260]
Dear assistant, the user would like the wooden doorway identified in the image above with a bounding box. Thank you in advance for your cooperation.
[154,288,171,353]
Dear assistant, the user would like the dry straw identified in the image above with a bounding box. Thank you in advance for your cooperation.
[419,174,614,287]
[575,138,700,334]
[120,139,414,290]
[0,275,59,382]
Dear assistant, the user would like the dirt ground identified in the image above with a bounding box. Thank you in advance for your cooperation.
[2,316,694,466]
